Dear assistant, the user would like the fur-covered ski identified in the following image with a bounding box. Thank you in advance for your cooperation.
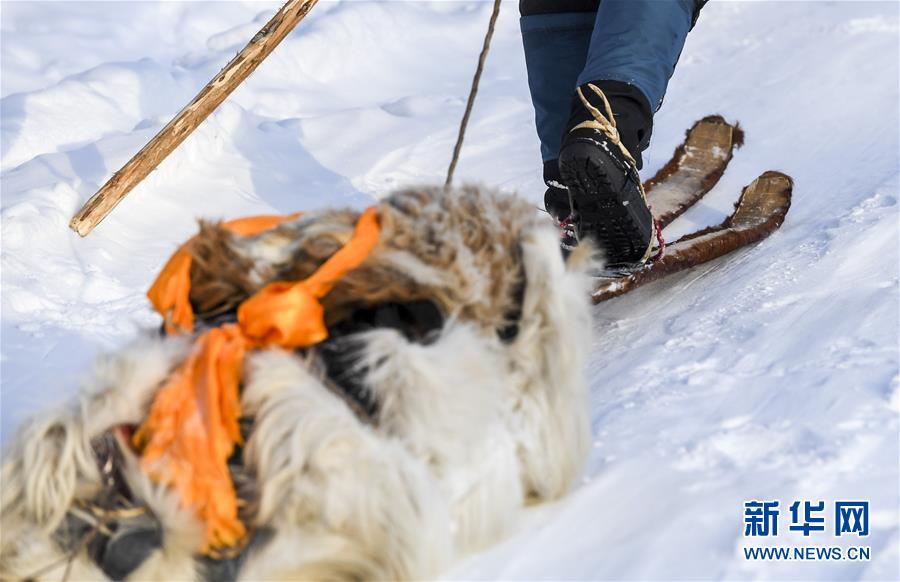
[646,115,745,229]
[593,171,792,302]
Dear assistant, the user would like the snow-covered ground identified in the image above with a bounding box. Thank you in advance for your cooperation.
[1,1,898,579]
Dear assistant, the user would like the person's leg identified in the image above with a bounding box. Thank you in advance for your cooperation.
[578,0,695,113]
[519,1,599,219]
[566,0,696,171]
[520,0,704,222]
[559,0,698,266]
[519,1,601,165]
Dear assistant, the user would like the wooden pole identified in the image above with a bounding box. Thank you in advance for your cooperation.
[69,0,320,237]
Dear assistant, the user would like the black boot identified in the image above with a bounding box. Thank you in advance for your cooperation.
[558,80,658,268]
[542,159,568,221]
[542,159,578,251]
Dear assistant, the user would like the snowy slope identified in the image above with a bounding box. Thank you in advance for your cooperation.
[1,1,898,580]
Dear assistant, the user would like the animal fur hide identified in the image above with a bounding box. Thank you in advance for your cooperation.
[0,185,596,581]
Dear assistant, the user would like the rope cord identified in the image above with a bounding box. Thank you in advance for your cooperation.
[445,0,502,187]
[575,84,642,182]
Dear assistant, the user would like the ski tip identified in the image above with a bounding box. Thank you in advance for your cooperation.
[644,115,742,196]
[732,171,793,229]
[750,170,793,201]
[696,114,729,126]
[694,115,744,148]
[757,170,794,189]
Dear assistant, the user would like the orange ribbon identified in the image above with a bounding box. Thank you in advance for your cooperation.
[147,213,303,335]
[134,208,380,553]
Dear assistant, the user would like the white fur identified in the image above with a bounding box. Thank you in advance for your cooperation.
[0,220,595,580]
[509,223,594,500]
[0,333,188,579]
[239,349,452,580]
[358,323,523,554]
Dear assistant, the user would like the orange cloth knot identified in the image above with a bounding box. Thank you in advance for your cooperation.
[135,207,380,554]
[147,212,302,334]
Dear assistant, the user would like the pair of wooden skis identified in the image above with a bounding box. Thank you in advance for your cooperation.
[591,116,793,303]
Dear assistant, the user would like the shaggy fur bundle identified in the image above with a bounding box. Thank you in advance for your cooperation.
[1,185,596,581]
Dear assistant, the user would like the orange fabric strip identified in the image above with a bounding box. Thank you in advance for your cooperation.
[238,207,381,348]
[133,325,247,552]
[147,212,302,334]
[147,248,195,334]
[135,208,380,553]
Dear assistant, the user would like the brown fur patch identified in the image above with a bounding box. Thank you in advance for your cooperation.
[187,185,540,335]
[189,222,256,319]
[325,185,535,332]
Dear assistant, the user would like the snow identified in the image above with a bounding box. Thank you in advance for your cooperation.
[1,1,898,579]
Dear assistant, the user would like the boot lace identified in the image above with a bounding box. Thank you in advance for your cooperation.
[574,84,665,262]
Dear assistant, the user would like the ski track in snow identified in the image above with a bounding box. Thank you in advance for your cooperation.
[1,1,897,579]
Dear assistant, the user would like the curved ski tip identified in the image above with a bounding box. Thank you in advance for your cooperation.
[758,170,794,191]
[697,114,729,126]
[755,171,794,207]
[734,171,793,227]
[690,115,745,149]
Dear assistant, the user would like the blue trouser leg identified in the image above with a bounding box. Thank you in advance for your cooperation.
[520,12,595,163]
[576,0,694,111]
[521,0,696,165]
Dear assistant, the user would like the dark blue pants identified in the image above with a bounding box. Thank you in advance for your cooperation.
[520,0,699,164]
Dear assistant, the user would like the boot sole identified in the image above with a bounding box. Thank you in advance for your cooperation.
[558,140,654,268]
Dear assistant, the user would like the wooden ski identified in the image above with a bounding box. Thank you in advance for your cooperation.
[645,115,744,230]
[593,171,793,303]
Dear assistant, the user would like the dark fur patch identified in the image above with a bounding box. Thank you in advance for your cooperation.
[189,221,257,319]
